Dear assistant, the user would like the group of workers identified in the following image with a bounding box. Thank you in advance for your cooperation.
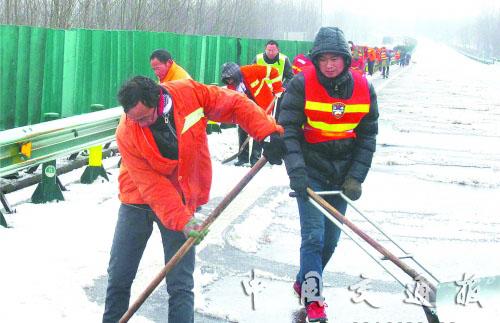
[103,26,379,323]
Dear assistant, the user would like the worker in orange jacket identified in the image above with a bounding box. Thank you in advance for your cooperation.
[150,49,191,84]
[103,76,285,323]
[221,62,284,166]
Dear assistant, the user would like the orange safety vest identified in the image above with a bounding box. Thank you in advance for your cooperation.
[303,67,371,143]
[228,64,283,113]
[380,49,388,61]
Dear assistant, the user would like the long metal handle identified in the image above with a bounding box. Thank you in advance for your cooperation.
[313,190,440,284]
[119,157,268,323]
[307,188,437,294]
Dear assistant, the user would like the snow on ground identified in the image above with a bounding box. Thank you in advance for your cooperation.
[1,38,500,323]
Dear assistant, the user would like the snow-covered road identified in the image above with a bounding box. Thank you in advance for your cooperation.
[1,38,499,323]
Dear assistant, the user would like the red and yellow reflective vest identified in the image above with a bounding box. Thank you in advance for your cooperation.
[227,64,283,113]
[380,49,388,61]
[303,68,371,143]
[292,53,313,75]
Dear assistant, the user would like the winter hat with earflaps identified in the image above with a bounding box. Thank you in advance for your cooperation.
[220,62,242,85]
[310,27,352,68]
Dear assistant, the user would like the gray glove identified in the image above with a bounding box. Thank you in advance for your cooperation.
[341,176,362,201]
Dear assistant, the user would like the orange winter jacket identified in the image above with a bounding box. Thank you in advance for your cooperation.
[159,61,192,83]
[116,79,282,231]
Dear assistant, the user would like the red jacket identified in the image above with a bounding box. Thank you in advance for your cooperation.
[116,79,282,231]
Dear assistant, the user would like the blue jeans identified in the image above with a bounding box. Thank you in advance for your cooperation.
[103,204,195,323]
[295,177,347,293]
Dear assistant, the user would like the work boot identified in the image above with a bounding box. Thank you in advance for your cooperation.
[293,281,301,298]
[306,301,328,322]
[234,160,247,167]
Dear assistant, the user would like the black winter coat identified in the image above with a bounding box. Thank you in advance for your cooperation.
[278,68,379,187]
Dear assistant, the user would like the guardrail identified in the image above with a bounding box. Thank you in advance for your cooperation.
[1,107,122,227]
[0,107,122,178]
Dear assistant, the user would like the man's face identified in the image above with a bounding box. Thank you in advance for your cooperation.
[265,44,279,60]
[318,53,345,78]
[223,78,235,86]
[150,58,173,80]
[126,102,158,128]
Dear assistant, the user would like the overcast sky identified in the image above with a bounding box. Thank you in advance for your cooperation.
[323,0,499,20]
[319,0,499,45]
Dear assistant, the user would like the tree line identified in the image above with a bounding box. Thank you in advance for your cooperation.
[1,0,498,58]
[0,0,321,40]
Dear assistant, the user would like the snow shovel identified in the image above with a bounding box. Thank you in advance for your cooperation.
[221,98,277,164]
[297,189,500,323]
[119,157,269,323]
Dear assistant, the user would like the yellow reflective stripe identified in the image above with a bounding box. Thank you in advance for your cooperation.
[250,79,260,88]
[305,101,369,113]
[268,75,281,84]
[182,107,205,134]
[253,80,266,97]
[306,118,358,132]
[266,65,271,79]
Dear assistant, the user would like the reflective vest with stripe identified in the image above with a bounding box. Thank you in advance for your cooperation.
[380,50,388,61]
[303,67,371,143]
[292,53,313,75]
[256,53,287,83]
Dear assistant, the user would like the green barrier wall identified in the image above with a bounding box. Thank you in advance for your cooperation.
[0,25,313,130]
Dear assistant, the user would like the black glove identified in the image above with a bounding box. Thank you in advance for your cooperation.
[262,133,286,165]
[289,168,308,199]
[341,176,362,201]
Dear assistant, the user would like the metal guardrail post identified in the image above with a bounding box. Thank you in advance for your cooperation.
[0,191,14,227]
[31,160,64,203]
[30,113,65,204]
[80,145,109,184]
[0,212,7,228]
[80,104,110,184]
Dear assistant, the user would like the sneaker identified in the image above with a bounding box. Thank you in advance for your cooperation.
[293,281,302,298]
[306,301,328,322]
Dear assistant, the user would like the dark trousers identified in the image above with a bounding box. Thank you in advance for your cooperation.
[295,177,348,298]
[103,204,195,323]
[382,65,390,78]
[367,61,375,75]
[237,126,262,165]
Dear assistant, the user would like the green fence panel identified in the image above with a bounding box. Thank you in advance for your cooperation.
[27,27,48,126]
[40,29,65,120]
[14,26,31,127]
[1,25,18,130]
[1,25,313,130]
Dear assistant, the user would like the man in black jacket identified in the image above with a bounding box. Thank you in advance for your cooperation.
[278,26,379,322]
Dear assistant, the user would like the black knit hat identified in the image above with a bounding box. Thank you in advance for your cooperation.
[220,62,242,85]
[310,27,352,67]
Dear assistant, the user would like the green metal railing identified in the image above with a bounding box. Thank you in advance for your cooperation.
[0,107,122,177]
